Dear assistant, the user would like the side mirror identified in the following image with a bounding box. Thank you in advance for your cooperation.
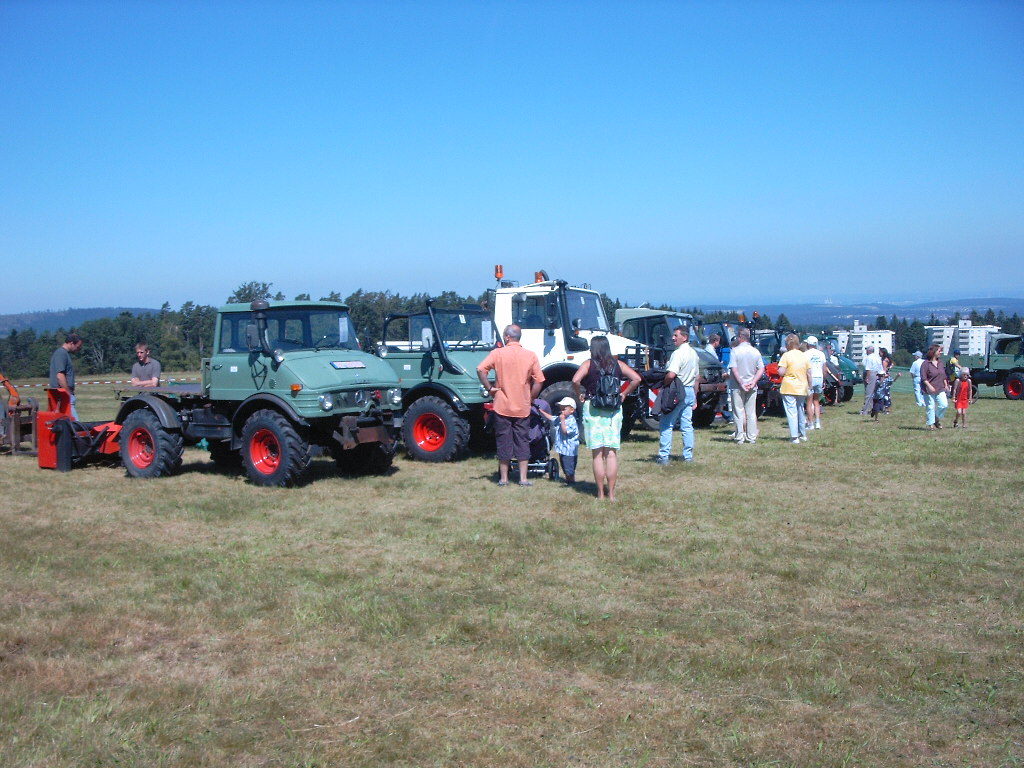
[245,323,261,352]
[545,295,559,329]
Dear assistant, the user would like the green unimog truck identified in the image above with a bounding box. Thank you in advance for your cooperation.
[115,299,404,486]
[376,300,497,461]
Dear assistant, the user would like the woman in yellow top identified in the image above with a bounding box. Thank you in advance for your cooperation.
[777,333,812,444]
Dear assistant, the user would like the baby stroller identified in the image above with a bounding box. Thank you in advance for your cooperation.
[510,398,560,481]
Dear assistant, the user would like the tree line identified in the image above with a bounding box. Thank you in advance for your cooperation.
[2,281,1021,379]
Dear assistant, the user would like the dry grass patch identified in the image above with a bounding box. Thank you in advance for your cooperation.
[1,389,1022,766]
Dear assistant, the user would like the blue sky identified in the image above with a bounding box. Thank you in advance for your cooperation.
[2,0,1022,313]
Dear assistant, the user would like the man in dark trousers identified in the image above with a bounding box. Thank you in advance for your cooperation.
[476,324,545,486]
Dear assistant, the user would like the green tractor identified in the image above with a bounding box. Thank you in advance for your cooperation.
[959,333,1024,400]
[113,299,404,486]
[376,299,497,461]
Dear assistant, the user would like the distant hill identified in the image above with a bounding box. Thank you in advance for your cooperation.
[699,298,1024,327]
[0,307,161,337]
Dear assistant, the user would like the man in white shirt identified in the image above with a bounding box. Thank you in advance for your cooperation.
[657,327,700,464]
[728,327,765,444]
[909,350,925,407]
[860,345,884,416]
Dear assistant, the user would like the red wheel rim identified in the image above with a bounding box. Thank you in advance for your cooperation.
[128,427,155,469]
[250,428,281,474]
[412,412,446,451]
[1010,379,1023,398]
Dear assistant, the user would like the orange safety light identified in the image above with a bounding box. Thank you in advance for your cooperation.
[753,311,760,320]
[534,271,545,283]
[290,384,302,395]
[495,264,504,280]
[738,313,746,323]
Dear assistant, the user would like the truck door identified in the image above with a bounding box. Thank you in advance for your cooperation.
[511,291,563,361]
[208,312,265,402]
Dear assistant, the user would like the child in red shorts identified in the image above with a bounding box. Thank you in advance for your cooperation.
[953,367,972,429]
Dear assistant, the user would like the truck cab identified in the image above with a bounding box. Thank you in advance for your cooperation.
[490,271,646,418]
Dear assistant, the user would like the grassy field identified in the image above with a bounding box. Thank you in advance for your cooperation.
[2,379,1022,767]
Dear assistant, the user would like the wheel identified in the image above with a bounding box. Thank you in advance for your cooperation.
[692,406,716,429]
[208,441,242,470]
[334,442,395,475]
[241,410,312,487]
[1004,372,1024,400]
[970,383,979,404]
[120,409,184,479]
[401,396,470,462]
[841,386,854,402]
[548,458,559,481]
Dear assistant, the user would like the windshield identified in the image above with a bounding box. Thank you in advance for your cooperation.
[411,310,496,350]
[266,309,359,351]
[565,289,609,332]
[755,333,780,359]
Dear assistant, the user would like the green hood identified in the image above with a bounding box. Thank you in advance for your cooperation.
[275,350,400,391]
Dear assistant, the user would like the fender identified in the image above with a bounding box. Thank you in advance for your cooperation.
[116,393,183,430]
[231,393,311,431]
[403,382,470,413]
[540,363,580,386]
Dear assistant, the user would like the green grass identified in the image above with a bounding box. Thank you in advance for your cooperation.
[2,381,1022,767]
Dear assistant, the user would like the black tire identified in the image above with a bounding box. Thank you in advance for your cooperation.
[334,442,395,475]
[120,409,184,479]
[692,406,716,429]
[401,395,470,462]
[841,386,854,402]
[208,441,242,471]
[539,380,584,440]
[240,410,312,487]
[1004,372,1024,400]
[548,458,559,482]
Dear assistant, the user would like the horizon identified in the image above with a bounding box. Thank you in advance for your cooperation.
[2,2,1022,314]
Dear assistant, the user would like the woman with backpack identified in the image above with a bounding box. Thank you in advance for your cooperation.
[571,336,641,501]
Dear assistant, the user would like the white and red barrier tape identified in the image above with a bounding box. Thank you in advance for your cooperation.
[15,377,201,388]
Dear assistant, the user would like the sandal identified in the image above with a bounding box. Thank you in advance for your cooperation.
[519,481,533,487]
[497,480,509,486]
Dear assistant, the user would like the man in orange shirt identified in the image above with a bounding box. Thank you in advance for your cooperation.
[477,324,545,486]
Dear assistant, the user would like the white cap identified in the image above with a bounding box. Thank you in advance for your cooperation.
[557,397,577,409]
[806,335,818,345]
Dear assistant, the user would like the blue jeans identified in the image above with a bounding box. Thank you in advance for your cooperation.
[924,391,948,425]
[782,394,806,439]
[659,385,696,461]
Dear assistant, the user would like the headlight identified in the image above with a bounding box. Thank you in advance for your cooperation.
[387,388,403,406]
[319,393,334,411]
[480,384,490,397]
[272,349,286,364]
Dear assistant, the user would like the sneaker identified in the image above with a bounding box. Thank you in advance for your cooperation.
[791,438,800,444]
[800,435,808,442]
[655,457,670,466]
[815,421,821,429]
[734,438,745,444]
[518,481,534,487]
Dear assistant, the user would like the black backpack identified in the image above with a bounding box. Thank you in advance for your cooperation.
[591,365,622,409]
